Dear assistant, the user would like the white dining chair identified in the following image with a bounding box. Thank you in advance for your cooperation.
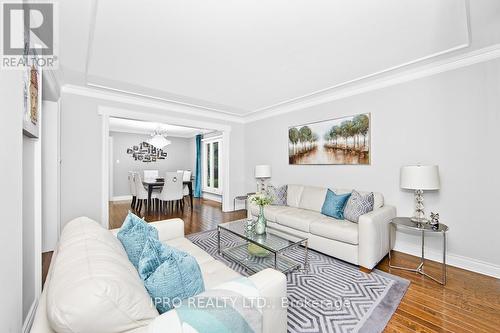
[159,171,184,213]
[134,173,158,214]
[143,170,159,180]
[182,169,192,196]
[177,170,192,207]
[128,172,138,210]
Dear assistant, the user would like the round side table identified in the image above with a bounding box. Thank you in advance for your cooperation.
[389,217,449,285]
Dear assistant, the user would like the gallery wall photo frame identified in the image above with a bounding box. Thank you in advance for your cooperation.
[22,57,42,138]
[288,113,371,165]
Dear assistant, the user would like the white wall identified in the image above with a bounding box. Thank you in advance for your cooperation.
[244,58,500,277]
[42,101,60,252]
[22,137,36,320]
[110,131,195,197]
[0,71,24,332]
[59,91,246,228]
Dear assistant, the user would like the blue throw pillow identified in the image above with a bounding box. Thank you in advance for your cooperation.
[138,237,205,314]
[321,190,351,219]
[117,212,159,269]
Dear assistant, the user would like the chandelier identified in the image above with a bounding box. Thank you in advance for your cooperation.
[148,129,171,149]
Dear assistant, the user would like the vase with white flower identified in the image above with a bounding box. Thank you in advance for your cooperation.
[250,193,273,235]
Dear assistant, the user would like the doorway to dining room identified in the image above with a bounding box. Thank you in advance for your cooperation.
[101,110,231,228]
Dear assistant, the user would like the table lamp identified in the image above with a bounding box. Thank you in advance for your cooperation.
[255,165,271,193]
[400,165,440,223]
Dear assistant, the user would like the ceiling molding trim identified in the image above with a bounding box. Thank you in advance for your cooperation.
[86,82,245,122]
[244,43,500,123]
[61,84,245,124]
[109,128,198,139]
[97,105,233,133]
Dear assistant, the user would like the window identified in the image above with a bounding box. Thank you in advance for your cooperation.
[202,137,222,194]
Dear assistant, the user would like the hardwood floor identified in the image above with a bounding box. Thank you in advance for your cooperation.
[109,198,247,232]
[42,199,500,332]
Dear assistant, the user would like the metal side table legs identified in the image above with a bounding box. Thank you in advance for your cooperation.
[389,217,448,285]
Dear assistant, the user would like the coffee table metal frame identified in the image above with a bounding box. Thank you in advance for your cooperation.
[217,219,309,274]
[389,217,449,285]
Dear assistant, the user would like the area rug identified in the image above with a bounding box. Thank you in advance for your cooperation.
[187,229,409,333]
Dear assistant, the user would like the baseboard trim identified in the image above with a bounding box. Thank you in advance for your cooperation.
[110,195,132,202]
[202,192,222,203]
[394,240,500,279]
[22,298,39,333]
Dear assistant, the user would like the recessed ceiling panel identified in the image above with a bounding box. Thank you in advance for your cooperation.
[88,0,469,113]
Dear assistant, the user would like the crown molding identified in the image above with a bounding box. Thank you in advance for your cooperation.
[109,127,201,138]
[65,44,500,125]
[244,43,500,123]
[61,84,245,124]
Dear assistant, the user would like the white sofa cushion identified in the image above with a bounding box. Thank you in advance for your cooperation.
[299,186,328,212]
[250,204,290,222]
[286,184,304,208]
[309,217,359,245]
[46,217,158,333]
[275,207,324,232]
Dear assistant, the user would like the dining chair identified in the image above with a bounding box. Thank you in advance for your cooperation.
[159,171,184,213]
[134,173,158,214]
[182,170,192,206]
[128,172,138,210]
[143,170,159,180]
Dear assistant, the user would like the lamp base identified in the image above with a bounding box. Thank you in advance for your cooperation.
[410,216,429,224]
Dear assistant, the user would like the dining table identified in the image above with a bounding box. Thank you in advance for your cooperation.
[142,179,194,214]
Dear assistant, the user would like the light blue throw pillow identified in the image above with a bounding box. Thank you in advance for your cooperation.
[117,212,159,269]
[321,190,351,220]
[138,237,205,314]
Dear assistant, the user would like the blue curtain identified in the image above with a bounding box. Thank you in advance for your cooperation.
[194,134,202,197]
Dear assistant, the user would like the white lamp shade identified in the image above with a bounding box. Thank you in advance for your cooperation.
[400,165,440,190]
[255,165,272,178]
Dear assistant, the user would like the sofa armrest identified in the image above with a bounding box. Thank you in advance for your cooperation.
[358,205,397,270]
[248,268,288,333]
[147,268,287,333]
[110,218,185,242]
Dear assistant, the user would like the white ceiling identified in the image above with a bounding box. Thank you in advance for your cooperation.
[55,0,481,117]
[109,117,212,138]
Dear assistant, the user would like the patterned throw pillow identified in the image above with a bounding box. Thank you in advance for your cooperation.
[344,190,375,223]
[117,212,159,269]
[138,237,205,313]
[267,185,287,206]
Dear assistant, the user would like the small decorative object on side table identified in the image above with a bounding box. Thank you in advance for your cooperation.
[389,217,449,285]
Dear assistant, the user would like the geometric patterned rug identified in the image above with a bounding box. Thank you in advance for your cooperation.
[188,229,409,333]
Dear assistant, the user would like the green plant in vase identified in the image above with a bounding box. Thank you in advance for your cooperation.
[248,193,273,257]
[250,193,273,235]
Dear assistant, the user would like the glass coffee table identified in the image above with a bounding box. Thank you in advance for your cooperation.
[217,219,309,274]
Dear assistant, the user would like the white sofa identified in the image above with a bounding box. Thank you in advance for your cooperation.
[250,185,396,270]
[31,217,287,333]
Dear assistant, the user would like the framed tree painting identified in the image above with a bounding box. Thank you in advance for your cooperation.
[288,113,370,165]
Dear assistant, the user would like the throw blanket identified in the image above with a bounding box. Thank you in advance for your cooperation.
[165,277,263,333]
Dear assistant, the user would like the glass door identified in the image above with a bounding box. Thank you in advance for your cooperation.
[202,137,222,194]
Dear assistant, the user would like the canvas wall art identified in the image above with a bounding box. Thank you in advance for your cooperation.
[288,113,370,165]
[23,63,42,138]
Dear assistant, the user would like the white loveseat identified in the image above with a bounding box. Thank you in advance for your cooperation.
[249,185,396,270]
[31,217,287,333]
